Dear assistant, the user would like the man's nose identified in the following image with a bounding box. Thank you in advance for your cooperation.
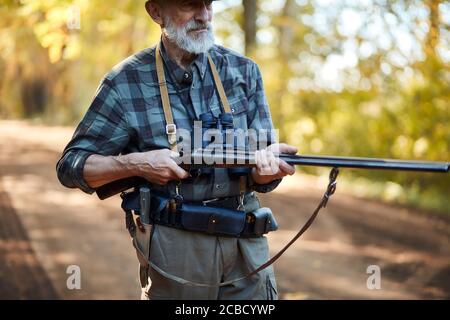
[194,2,211,24]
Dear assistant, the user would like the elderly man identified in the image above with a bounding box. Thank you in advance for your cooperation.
[57,0,297,300]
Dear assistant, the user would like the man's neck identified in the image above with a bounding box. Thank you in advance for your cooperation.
[161,35,197,70]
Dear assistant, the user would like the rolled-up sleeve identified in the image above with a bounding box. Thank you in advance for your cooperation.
[246,62,282,193]
[56,78,130,194]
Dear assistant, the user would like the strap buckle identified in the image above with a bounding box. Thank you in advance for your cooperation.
[166,124,177,146]
[166,124,177,135]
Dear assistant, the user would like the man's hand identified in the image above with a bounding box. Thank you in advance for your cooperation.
[83,149,189,189]
[132,149,189,185]
[251,143,298,185]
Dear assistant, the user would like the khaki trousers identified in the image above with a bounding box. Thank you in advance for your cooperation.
[139,224,278,300]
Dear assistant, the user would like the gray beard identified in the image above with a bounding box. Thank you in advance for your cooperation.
[162,17,215,54]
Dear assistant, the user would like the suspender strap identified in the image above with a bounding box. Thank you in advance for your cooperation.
[207,55,232,114]
[155,42,178,152]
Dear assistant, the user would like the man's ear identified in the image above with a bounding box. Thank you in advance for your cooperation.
[145,1,164,27]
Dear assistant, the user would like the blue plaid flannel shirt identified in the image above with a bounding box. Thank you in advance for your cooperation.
[56,41,282,201]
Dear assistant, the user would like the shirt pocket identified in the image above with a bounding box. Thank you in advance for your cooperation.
[229,98,250,151]
[208,96,249,151]
[125,97,170,150]
[229,97,249,130]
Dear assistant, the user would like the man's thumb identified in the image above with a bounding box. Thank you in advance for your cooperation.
[281,144,298,154]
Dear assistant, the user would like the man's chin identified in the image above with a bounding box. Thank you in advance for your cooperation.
[184,37,215,54]
[188,32,212,43]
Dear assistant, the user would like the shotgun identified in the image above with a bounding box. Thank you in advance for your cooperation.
[96,149,449,200]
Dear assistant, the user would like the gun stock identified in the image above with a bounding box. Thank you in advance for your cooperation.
[96,176,146,200]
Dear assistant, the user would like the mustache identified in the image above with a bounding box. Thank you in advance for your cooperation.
[185,20,212,32]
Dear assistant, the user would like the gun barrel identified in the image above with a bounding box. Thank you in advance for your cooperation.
[280,154,450,173]
[192,150,449,173]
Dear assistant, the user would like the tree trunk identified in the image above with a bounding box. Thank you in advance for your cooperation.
[424,0,441,61]
[279,0,296,58]
[243,0,257,55]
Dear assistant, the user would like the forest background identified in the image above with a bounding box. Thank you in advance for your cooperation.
[0,0,448,212]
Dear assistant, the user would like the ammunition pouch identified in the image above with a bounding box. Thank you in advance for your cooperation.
[121,190,278,238]
[179,204,246,237]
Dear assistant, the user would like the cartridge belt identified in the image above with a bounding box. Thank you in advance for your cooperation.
[121,190,278,238]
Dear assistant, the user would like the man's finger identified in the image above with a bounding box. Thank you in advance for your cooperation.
[170,151,183,165]
[255,150,262,167]
[170,151,181,158]
[258,150,269,169]
[279,159,296,175]
[267,151,280,175]
[267,143,281,155]
[168,160,189,180]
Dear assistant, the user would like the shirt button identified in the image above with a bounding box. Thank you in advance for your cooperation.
[216,184,222,189]
[184,72,189,79]
[231,108,235,113]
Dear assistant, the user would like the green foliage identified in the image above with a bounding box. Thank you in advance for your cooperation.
[0,0,160,123]
[250,0,449,212]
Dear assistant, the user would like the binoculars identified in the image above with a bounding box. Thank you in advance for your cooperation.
[191,112,250,178]
[200,112,235,150]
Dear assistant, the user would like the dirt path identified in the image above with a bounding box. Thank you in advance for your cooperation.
[0,120,449,299]
[0,121,139,299]
[0,181,58,299]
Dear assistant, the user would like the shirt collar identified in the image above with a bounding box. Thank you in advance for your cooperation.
[158,39,209,83]
[193,51,208,80]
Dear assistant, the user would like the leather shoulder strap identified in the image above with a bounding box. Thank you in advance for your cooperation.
[155,43,178,152]
[208,55,232,114]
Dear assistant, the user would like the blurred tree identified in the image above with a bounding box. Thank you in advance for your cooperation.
[0,0,160,122]
[242,0,257,55]
[241,0,449,210]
